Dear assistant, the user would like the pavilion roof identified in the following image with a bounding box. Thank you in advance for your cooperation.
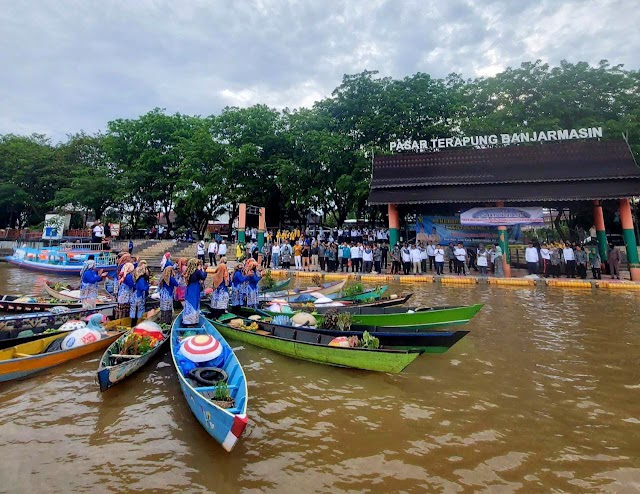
[368,140,640,205]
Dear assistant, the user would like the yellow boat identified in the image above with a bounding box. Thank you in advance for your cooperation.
[0,309,158,383]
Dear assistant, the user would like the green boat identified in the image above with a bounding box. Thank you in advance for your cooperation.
[257,303,483,330]
[335,285,388,302]
[261,277,292,293]
[210,316,422,373]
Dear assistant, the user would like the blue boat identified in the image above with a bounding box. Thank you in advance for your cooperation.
[5,243,117,275]
[170,312,248,452]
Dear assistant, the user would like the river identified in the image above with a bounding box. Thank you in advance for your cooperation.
[0,263,638,493]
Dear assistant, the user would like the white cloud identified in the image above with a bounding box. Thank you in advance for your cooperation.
[0,0,638,141]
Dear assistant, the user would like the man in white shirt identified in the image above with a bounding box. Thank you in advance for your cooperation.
[563,244,576,278]
[350,243,362,272]
[419,243,428,273]
[401,244,411,275]
[434,244,445,275]
[539,243,551,278]
[426,241,436,271]
[208,239,218,266]
[92,220,104,244]
[218,240,227,259]
[525,241,539,275]
[410,244,421,274]
[196,241,206,263]
[454,243,467,275]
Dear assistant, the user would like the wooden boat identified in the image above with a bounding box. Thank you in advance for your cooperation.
[0,318,130,383]
[286,293,413,311]
[335,285,388,302]
[0,305,117,346]
[233,308,469,353]
[259,280,346,302]
[171,312,248,452]
[211,315,423,373]
[96,310,165,392]
[258,303,484,330]
[43,280,114,303]
[261,277,292,293]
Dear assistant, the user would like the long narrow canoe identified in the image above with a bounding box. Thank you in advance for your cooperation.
[286,294,413,311]
[259,280,346,301]
[0,319,129,383]
[233,307,469,353]
[335,285,388,302]
[96,310,165,392]
[0,305,117,334]
[43,281,81,301]
[171,312,248,452]
[211,315,423,373]
[261,277,292,293]
[255,303,483,330]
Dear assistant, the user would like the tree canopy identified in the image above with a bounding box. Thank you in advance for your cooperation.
[0,59,638,233]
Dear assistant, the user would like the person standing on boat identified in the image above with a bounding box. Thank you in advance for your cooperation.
[183,258,207,326]
[116,262,135,319]
[160,252,172,271]
[159,265,180,324]
[174,257,188,305]
[113,252,131,299]
[245,259,263,308]
[210,257,230,318]
[80,258,107,309]
[130,261,150,326]
[230,262,248,310]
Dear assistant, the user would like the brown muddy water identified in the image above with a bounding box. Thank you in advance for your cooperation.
[0,263,638,493]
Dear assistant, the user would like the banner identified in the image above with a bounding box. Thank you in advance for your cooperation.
[42,214,66,240]
[460,207,544,226]
[109,223,120,237]
[416,215,522,246]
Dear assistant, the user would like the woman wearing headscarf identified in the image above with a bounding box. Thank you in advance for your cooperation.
[159,265,180,324]
[113,253,132,299]
[183,258,207,325]
[80,258,106,309]
[244,258,263,308]
[116,262,135,319]
[173,257,188,304]
[130,260,150,326]
[209,257,230,318]
[493,244,504,278]
[230,262,249,311]
[160,252,172,271]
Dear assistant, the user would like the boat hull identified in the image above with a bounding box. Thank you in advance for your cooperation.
[0,305,116,335]
[348,303,483,329]
[171,313,248,452]
[6,256,117,275]
[211,319,421,373]
[0,330,124,383]
[261,277,292,293]
[96,311,165,392]
[260,280,346,302]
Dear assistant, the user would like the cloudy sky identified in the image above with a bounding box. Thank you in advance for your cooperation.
[1,0,638,141]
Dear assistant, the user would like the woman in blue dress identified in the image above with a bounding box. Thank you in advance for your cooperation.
[130,260,150,326]
[116,262,135,319]
[244,259,263,308]
[183,258,207,325]
[80,258,106,309]
[230,262,248,311]
[159,265,180,324]
[209,257,230,318]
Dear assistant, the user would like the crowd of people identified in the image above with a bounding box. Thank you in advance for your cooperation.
[523,241,620,279]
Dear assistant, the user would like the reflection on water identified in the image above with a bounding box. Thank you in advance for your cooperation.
[0,263,639,493]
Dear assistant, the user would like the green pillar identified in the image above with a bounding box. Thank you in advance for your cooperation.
[389,228,399,250]
[594,201,608,262]
[238,230,245,244]
[257,232,265,250]
[498,225,511,277]
[620,198,640,281]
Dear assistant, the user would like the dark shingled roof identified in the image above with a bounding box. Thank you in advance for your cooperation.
[368,140,640,205]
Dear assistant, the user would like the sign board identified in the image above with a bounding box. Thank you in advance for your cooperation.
[43,214,68,240]
[109,223,120,237]
[390,126,603,152]
[460,207,545,226]
[416,215,522,246]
